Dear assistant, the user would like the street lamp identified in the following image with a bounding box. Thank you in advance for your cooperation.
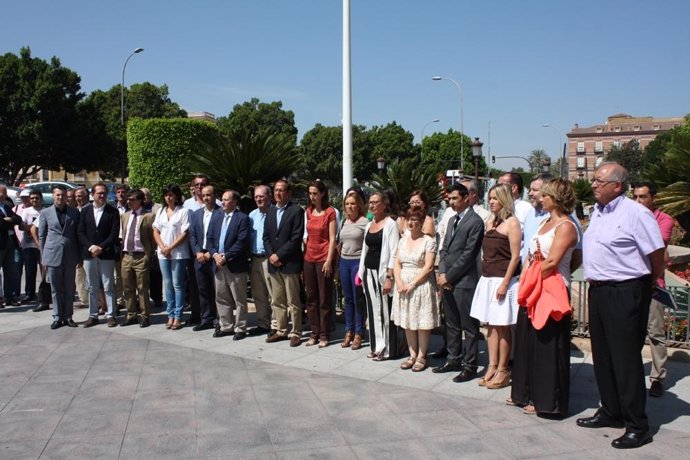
[120,47,144,183]
[376,157,386,173]
[542,157,551,173]
[471,137,483,186]
[121,48,144,125]
[420,118,440,159]
[432,76,464,172]
[542,123,565,177]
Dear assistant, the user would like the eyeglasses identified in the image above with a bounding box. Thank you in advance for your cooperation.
[193,183,207,187]
[590,178,618,186]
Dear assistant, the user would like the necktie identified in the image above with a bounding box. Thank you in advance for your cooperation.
[451,213,461,237]
[218,214,231,253]
[126,211,138,252]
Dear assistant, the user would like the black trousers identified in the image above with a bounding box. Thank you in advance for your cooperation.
[194,260,217,324]
[443,287,479,371]
[185,259,201,321]
[588,276,651,433]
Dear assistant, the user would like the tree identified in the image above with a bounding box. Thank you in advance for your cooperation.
[550,157,566,177]
[528,149,550,173]
[217,98,297,146]
[361,122,418,178]
[0,47,86,185]
[420,130,484,176]
[191,129,301,211]
[572,178,594,220]
[371,158,444,211]
[605,139,643,184]
[83,82,186,179]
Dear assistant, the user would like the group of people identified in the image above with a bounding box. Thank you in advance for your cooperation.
[0,160,671,449]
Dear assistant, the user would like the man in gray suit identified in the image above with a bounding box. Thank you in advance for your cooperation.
[38,186,81,329]
[434,183,485,382]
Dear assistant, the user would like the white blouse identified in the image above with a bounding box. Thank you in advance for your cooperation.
[152,206,191,260]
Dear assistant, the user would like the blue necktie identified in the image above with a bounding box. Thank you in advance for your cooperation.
[218,214,231,253]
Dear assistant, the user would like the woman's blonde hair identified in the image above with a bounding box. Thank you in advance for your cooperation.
[540,178,576,214]
[489,183,515,222]
[343,190,366,218]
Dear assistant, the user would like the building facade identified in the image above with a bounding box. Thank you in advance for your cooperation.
[566,113,685,180]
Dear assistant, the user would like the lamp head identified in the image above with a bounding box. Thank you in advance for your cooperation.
[432,76,442,81]
[471,137,483,159]
[134,48,144,53]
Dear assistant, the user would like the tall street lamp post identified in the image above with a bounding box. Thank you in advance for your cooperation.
[432,76,464,173]
[420,118,440,160]
[120,47,144,183]
[471,137,483,187]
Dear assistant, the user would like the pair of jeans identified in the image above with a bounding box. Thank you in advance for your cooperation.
[339,257,363,334]
[159,258,188,320]
[22,248,39,299]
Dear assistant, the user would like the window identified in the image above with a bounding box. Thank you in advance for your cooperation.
[633,125,640,131]
[577,157,586,169]
[595,141,603,152]
[614,126,621,132]
[596,127,603,133]
[612,140,621,149]
[577,141,585,153]
[595,157,603,167]
[653,124,660,130]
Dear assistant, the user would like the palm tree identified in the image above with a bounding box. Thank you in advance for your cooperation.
[528,149,550,174]
[371,157,443,214]
[572,179,594,220]
[191,130,301,209]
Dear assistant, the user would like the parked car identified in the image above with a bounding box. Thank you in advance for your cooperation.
[2,184,22,206]
[23,181,78,205]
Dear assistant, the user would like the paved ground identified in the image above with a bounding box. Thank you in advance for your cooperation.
[0,302,689,459]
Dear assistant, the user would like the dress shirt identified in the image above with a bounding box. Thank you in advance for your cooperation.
[521,207,548,261]
[124,210,144,253]
[93,203,105,227]
[152,206,191,260]
[202,207,214,250]
[249,207,268,255]
[276,202,288,228]
[513,199,532,229]
[218,211,234,254]
[583,195,664,282]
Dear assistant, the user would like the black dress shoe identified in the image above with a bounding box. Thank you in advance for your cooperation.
[121,316,139,327]
[649,381,664,397]
[432,362,464,374]
[64,319,78,328]
[576,413,625,429]
[33,304,50,312]
[453,368,478,383]
[139,317,150,328]
[233,331,247,341]
[611,430,653,449]
[192,322,215,332]
[213,328,233,338]
[50,320,63,330]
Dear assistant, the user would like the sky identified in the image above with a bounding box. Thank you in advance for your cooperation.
[3,0,690,172]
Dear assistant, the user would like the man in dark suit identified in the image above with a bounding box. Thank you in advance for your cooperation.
[189,185,220,331]
[0,185,22,307]
[38,186,81,329]
[77,182,120,328]
[120,189,155,328]
[434,183,485,382]
[207,190,250,340]
[263,180,304,347]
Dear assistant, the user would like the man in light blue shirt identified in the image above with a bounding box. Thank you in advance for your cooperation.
[248,185,274,335]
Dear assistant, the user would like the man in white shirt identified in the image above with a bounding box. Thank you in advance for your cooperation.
[498,172,531,228]
[19,190,43,305]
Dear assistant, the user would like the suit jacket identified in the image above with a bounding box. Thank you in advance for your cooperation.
[120,209,155,258]
[262,201,304,274]
[189,205,220,256]
[77,203,120,260]
[439,207,485,288]
[38,205,81,268]
[207,209,250,273]
[0,202,21,250]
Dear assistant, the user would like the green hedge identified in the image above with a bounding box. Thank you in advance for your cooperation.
[127,118,220,200]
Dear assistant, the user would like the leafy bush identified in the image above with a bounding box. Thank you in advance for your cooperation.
[127,118,220,199]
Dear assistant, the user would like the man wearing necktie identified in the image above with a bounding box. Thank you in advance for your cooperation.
[208,190,250,340]
[120,189,155,327]
[434,183,485,382]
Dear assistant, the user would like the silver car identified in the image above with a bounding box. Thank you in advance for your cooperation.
[23,181,79,205]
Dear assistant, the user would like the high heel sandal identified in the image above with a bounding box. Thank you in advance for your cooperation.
[478,364,497,386]
[171,319,182,330]
[400,356,417,370]
[411,356,427,372]
[486,368,511,389]
[166,319,173,329]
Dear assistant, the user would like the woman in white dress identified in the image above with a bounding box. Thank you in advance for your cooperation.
[470,184,522,389]
[393,206,440,372]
